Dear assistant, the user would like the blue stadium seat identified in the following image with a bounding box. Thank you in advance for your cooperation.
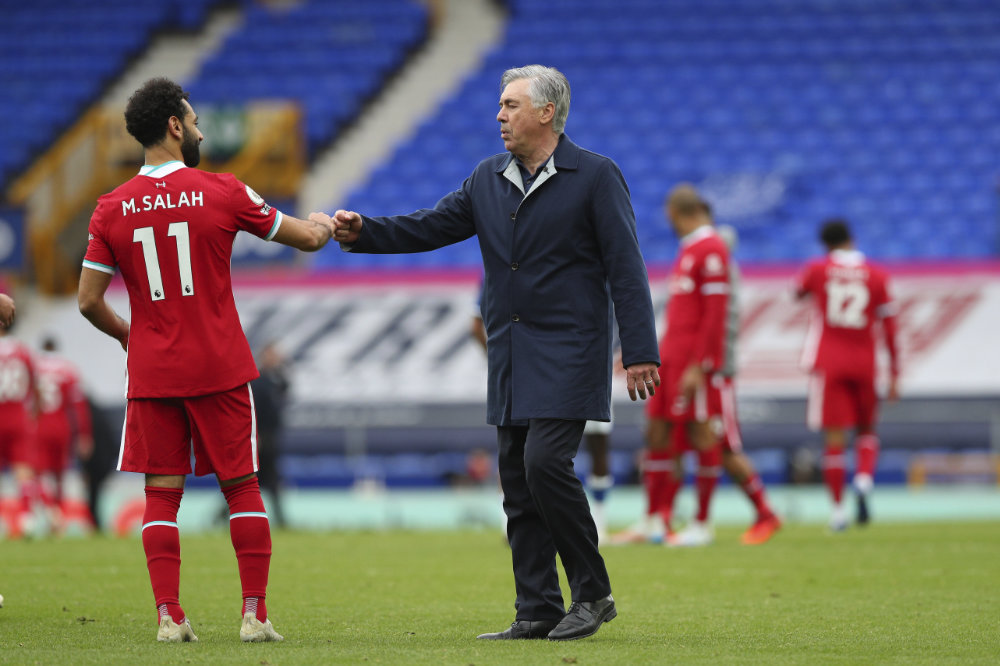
[305,0,1000,268]
[0,0,222,193]
[183,0,428,157]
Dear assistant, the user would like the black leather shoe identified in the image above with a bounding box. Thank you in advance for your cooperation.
[547,595,617,641]
[477,619,561,640]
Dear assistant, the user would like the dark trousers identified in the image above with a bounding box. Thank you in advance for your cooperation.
[497,419,612,621]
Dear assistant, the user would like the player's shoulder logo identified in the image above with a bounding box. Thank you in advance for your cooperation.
[244,184,272,216]
[245,185,265,206]
[704,252,725,276]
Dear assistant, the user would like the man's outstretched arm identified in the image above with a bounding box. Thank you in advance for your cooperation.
[271,212,335,252]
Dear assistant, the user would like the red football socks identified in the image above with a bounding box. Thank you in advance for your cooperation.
[739,473,775,520]
[643,448,678,526]
[223,477,271,622]
[855,434,880,481]
[18,477,38,516]
[142,486,185,624]
[823,446,847,505]
[695,446,722,523]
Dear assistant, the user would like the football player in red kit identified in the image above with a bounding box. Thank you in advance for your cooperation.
[796,219,899,531]
[33,337,93,532]
[612,201,780,546]
[0,324,39,537]
[631,184,730,546]
[79,78,336,643]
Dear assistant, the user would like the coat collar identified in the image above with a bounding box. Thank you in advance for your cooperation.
[497,134,580,195]
[495,133,581,175]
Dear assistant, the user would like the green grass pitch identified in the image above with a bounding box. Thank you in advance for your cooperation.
[1,522,997,664]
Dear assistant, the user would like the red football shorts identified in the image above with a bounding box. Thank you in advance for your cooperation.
[658,375,740,454]
[0,410,33,468]
[645,359,722,424]
[807,371,878,431]
[119,383,258,479]
[35,418,72,474]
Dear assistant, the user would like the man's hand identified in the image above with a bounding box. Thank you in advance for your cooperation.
[309,211,335,234]
[679,363,705,404]
[0,293,14,328]
[626,362,660,401]
[333,209,363,244]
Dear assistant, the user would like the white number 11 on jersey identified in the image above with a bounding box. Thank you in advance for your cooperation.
[133,222,195,301]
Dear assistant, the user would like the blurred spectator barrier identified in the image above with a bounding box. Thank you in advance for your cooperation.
[908,453,1000,486]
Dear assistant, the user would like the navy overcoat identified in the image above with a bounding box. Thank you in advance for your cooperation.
[349,135,659,425]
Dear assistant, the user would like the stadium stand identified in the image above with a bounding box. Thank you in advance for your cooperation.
[0,0,224,194]
[3,1,998,491]
[315,0,1000,269]
[184,0,429,158]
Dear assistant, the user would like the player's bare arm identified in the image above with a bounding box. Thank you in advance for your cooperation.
[887,376,900,402]
[332,209,363,244]
[626,362,660,401]
[0,293,14,328]
[78,267,130,351]
[269,212,335,251]
[679,363,705,403]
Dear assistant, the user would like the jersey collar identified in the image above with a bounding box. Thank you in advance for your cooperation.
[680,224,716,247]
[139,161,186,178]
[830,248,865,265]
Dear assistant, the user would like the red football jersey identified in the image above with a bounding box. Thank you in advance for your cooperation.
[661,226,730,370]
[797,249,898,378]
[35,353,91,438]
[83,161,284,398]
[0,338,35,416]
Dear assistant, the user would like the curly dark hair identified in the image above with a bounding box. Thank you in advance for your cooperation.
[124,77,190,148]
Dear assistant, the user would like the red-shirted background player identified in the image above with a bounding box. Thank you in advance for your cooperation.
[34,337,93,532]
[796,219,900,531]
[615,184,729,546]
[612,199,780,547]
[0,323,40,538]
[77,77,336,644]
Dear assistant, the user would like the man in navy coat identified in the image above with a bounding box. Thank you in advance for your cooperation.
[331,65,660,641]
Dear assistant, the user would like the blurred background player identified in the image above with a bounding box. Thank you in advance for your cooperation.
[471,289,615,544]
[618,184,730,547]
[613,193,780,546]
[33,336,93,534]
[582,418,613,544]
[77,77,335,643]
[796,219,900,531]
[248,342,290,528]
[79,394,117,533]
[0,322,40,538]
